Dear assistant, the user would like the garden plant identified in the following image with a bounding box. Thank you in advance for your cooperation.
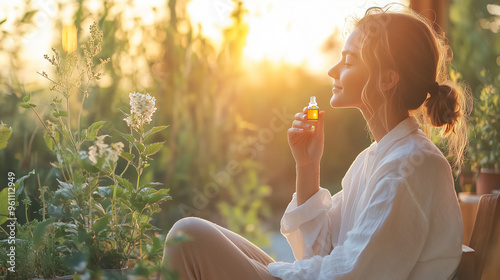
[0,22,173,279]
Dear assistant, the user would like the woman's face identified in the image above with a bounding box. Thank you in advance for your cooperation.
[328,28,369,110]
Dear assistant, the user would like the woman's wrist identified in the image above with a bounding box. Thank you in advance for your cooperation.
[296,162,320,206]
[296,161,320,169]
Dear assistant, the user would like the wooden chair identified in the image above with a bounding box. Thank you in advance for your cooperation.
[456,194,500,280]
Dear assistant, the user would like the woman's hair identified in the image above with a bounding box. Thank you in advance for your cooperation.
[353,5,472,168]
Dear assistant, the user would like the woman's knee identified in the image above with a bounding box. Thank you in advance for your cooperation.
[167,217,215,242]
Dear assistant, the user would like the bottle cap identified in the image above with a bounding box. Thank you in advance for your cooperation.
[309,96,317,106]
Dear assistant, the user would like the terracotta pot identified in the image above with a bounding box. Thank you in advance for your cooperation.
[476,169,500,195]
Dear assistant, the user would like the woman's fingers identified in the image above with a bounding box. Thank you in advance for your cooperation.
[293,111,311,130]
[288,127,304,134]
[294,112,307,121]
[292,120,313,129]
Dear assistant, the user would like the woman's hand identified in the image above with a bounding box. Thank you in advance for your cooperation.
[287,107,325,167]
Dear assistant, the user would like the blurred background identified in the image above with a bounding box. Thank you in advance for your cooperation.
[0,0,499,260]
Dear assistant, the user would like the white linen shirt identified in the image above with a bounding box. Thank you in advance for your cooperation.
[268,116,463,280]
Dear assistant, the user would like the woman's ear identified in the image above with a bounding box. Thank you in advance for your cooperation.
[380,70,399,91]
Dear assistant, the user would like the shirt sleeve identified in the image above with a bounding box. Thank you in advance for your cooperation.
[268,177,429,280]
[280,187,343,260]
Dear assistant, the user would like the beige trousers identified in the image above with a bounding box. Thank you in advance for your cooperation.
[163,217,281,280]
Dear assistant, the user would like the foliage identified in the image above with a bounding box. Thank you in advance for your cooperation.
[469,71,500,171]
[0,219,73,279]
[449,0,500,95]
[12,21,171,278]
[0,122,12,151]
[217,168,271,248]
[0,171,72,279]
[449,0,500,174]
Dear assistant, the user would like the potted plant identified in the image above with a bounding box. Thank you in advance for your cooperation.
[469,70,500,194]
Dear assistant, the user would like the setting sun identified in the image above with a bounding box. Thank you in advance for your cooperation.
[187,0,408,73]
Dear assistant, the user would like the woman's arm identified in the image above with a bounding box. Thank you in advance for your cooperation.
[270,177,430,280]
[288,107,325,205]
[296,163,320,205]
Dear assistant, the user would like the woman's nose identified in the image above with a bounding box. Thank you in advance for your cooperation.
[328,67,334,78]
[328,65,338,79]
[328,59,343,78]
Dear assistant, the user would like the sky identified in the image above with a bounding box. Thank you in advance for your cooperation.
[187,0,409,74]
[1,0,409,82]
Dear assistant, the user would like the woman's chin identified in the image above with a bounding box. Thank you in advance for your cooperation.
[330,94,348,108]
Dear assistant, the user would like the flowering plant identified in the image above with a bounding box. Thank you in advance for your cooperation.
[17,22,170,278]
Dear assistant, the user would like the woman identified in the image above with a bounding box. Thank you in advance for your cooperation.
[163,6,470,280]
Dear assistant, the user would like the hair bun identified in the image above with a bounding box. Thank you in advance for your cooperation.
[425,83,460,133]
[429,82,440,97]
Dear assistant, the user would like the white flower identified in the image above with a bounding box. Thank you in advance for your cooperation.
[87,135,124,165]
[95,135,108,151]
[109,142,124,162]
[123,92,157,129]
[88,145,98,164]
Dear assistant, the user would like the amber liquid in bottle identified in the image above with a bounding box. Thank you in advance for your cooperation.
[307,96,319,121]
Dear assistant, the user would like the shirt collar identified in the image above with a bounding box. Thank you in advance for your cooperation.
[373,116,420,156]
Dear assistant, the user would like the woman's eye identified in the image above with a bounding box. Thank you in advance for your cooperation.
[344,56,353,66]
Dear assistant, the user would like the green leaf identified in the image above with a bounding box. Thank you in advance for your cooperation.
[130,193,147,211]
[43,131,59,151]
[141,182,163,188]
[21,10,38,23]
[117,130,135,143]
[120,152,135,162]
[0,170,35,225]
[29,103,36,108]
[97,186,113,197]
[92,215,111,233]
[33,219,53,248]
[145,189,171,204]
[0,188,10,226]
[143,125,169,140]
[135,141,145,153]
[55,188,74,200]
[58,110,68,117]
[20,103,31,109]
[23,93,31,102]
[86,121,107,140]
[15,169,35,196]
[0,123,13,150]
[115,175,134,191]
[144,142,165,156]
[0,19,6,25]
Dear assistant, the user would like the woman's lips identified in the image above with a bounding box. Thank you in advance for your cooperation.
[332,85,343,93]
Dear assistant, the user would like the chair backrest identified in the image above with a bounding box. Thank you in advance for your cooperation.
[456,194,500,280]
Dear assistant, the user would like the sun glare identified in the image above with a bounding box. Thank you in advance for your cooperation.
[187,0,409,74]
[62,24,77,53]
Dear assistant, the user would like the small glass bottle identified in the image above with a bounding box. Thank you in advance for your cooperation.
[307,96,319,121]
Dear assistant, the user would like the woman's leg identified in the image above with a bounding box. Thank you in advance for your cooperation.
[163,217,279,280]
